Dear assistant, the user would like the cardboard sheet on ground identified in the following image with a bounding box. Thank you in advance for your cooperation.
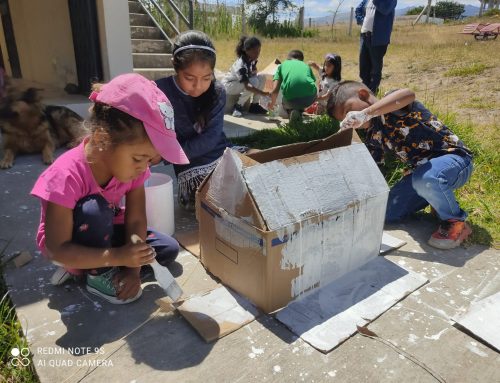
[453,291,500,352]
[275,257,427,353]
[177,286,260,342]
[175,229,200,257]
[380,232,407,254]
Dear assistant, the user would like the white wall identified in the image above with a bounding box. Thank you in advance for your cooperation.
[96,0,133,80]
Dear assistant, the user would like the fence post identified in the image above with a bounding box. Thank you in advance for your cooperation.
[188,0,194,29]
[425,0,432,23]
[348,7,354,36]
[242,2,246,34]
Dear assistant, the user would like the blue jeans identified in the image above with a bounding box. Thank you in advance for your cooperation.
[72,194,179,273]
[386,154,473,223]
[359,33,388,94]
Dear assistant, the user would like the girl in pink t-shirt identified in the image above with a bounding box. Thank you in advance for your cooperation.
[31,73,189,304]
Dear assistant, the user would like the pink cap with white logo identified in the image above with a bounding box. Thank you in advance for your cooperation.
[89,73,189,165]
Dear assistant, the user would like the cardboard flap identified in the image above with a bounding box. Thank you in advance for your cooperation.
[242,144,388,231]
[205,148,266,230]
[177,286,260,342]
[246,129,352,164]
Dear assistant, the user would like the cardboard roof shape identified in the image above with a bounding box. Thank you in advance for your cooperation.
[259,59,280,76]
[200,129,389,231]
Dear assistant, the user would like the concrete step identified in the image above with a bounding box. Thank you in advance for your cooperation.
[128,0,143,14]
[133,53,173,68]
[130,12,154,27]
[132,39,172,54]
[134,68,176,81]
[130,26,164,39]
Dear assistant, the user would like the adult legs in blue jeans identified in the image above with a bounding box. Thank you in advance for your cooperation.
[386,154,473,223]
[72,194,180,275]
[359,34,388,94]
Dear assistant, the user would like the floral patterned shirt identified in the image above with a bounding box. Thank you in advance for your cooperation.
[365,99,472,169]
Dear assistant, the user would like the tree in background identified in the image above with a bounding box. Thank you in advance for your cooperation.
[406,5,425,15]
[406,1,464,20]
[247,0,296,33]
[434,1,465,19]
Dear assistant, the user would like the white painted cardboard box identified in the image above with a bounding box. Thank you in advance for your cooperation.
[197,130,390,313]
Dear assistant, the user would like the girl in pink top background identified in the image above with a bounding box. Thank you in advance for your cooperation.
[31,73,189,305]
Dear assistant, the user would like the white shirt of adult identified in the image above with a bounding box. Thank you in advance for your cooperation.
[361,0,376,33]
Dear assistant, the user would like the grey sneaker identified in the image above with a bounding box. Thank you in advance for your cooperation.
[86,268,142,304]
[232,104,243,117]
[50,266,72,286]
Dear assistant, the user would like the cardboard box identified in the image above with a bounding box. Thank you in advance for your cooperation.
[259,59,280,93]
[196,130,389,313]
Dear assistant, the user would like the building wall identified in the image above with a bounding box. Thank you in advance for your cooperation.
[8,0,77,87]
[96,0,133,81]
[0,0,133,88]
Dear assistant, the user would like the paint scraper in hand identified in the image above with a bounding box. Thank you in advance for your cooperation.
[131,234,183,302]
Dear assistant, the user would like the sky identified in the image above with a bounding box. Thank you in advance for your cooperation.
[299,0,480,18]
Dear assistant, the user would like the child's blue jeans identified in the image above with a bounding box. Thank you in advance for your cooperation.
[72,194,179,274]
[386,154,473,223]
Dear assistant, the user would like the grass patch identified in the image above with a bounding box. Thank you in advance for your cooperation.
[231,115,340,148]
[444,63,488,77]
[0,244,39,383]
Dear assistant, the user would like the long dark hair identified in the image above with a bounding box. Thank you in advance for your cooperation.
[322,53,342,82]
[172,30,219,129]
[235,36,261,59]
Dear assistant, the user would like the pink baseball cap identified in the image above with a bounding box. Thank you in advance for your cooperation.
[89,73,189,165]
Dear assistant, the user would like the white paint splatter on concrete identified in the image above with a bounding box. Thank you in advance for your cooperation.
[425,287,435,293]
[377,354,387,363]
[408,334,419,343]
[273,365,281,373]
[61,304,82,316]
[249,346,264,358]
[424,328,447,340]
[327,370,337,377]
[466,342,488,357]
[460,288,473,296]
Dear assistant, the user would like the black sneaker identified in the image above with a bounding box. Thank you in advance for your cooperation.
[248,103,268,115]
[232,104,244,117]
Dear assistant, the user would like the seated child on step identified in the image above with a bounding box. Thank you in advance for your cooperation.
[31,73,189,304]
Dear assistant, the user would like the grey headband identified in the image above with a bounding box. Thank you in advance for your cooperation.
[173,44,216,56]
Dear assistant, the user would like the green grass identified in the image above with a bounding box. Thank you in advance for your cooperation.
[444,63,488,77]
[232,112,499,248]
[0,244,39,383]
[231,115,340,148]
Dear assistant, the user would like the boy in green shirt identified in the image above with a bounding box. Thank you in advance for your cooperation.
[268,50,317,122]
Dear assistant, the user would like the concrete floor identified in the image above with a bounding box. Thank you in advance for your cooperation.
[1,117,499,383]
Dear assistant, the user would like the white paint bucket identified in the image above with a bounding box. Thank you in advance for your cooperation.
[144,173,175,236]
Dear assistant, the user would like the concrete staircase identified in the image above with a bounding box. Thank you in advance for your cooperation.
[128,0,176,80]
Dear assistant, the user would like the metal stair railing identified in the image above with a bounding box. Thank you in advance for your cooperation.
[138,0,194,46]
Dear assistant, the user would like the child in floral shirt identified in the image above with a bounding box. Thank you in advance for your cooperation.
[327,80,473,249]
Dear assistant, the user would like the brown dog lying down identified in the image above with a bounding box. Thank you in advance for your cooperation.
[0,87,85,169]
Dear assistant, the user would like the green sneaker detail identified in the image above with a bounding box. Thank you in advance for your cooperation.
[86,268,142,304]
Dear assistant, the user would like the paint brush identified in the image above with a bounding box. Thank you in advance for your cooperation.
[131,234,183,302]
